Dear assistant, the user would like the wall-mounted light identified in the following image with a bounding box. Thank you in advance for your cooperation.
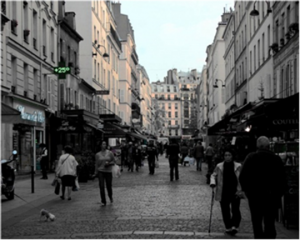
[213,79,225,88]
[92,52,97,57]
[250,1,272,17]
[245,125,252,132]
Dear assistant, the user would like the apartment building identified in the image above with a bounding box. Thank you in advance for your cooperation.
[1,1,58,172]
[151,69,200,139]
[206,11,230,126]
[272,1,299,99]
[66,1,121,117]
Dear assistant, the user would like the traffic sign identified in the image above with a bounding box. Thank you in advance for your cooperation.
[95,90,109,95]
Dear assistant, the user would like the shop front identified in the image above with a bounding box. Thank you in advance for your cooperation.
[11,99,47,173]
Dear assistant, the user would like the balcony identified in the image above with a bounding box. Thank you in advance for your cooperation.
[168,125,180,129]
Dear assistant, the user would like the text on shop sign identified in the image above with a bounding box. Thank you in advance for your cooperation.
[16,105,45,123]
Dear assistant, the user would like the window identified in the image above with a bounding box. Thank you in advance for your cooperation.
[262,33,265,61]
[24,63,28,91]
[168,112,171,117]
[23,1,28,41]
[175,103,178,109]
[175,120,178,125]
[11,56,17,86]
[173,86,177,92]
[50,28,54,61]
[94,60,96,79]
[169,120,171,125]
[167,95,170,100]
[97,63,100,82]
[268,25,271,57]
[258,40,260,66]
[254,45,256,71]
[42,20,47,56]
[33,10,37,49]
[168,103,171,109]
[175,112,178,117]
[250,51,252,74]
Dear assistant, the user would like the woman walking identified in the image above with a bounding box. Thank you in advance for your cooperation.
[94,141,116,206]
[210,147,243,235]
[56,145,78,200]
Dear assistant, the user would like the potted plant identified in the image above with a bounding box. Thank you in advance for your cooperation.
[24,29,30,36]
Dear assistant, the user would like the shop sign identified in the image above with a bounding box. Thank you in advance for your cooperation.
[272,119,299,125]
[16,105,45,123]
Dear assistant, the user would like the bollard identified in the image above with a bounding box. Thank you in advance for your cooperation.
[31,165,35,193]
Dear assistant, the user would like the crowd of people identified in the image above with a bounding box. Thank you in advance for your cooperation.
[45,135,286,239]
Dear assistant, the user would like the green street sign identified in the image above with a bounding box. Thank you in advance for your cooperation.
[53,66,71,74]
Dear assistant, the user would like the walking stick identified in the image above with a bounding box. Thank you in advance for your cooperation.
[208,188,215,234]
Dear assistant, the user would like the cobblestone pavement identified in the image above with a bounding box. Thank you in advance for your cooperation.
[2,155,298,239]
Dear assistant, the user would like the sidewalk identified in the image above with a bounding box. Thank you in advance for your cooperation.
[2,159,299,239]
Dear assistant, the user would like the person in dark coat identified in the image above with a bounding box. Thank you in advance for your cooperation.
[167,139,180,181]
[120,142,127,172]
[239,136,286,239]
[180,142,189,166]
[39,143,48,179]
[146,140,158,175]
[132,142,142,172]
[193,141,204,171]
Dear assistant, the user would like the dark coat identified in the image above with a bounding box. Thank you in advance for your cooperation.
[239,149,286,199]
[167,143,180,160]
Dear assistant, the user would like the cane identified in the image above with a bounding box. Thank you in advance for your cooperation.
[208,188,215,234]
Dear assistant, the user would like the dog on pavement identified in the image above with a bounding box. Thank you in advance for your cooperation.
[40,209,55,222]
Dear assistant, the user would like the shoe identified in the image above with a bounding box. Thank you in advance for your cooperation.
[60,196,65,200]
[231,227,238,235]
[110,198,113,204]
[170,179,173,181]
[68,197,71,201]
[225,229,232,234]
[176,178,179,181]
[101,203,106,206]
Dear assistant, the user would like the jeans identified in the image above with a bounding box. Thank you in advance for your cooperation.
[220,196,241,229]
[247,194,278,239]
[98,172,113,204]
[169,158,179,180]
[195,157,202,170]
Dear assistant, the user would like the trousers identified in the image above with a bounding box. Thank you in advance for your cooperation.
[169,158,179,180]
[98,172,113,204]
[220,195,241,229]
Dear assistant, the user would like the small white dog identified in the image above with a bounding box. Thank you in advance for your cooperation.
[40,209,55,222]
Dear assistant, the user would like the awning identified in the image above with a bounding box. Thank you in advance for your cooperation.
[85,123,106,133]
[1,103,22,124]
[103,122,127,138]
[208,102,253,135]
[128,129,148,141]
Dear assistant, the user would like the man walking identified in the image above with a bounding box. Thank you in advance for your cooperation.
[205,143,215,184]
[239,136,286,239]
[146,140,158,175]
[193,141,204,171]
[166,139,180,181]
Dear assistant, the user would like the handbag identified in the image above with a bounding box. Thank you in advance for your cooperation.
[54,181,60,195]
[51,177,58,187]
[112,164,121,178]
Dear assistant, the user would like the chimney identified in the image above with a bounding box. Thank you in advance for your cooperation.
[65,12,76,30]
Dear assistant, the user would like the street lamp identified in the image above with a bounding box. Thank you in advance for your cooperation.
[213,79,225,88]
[92,42,109,58]
[250,1,272,17]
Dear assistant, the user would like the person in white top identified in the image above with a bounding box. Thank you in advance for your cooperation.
[56,146,78,200]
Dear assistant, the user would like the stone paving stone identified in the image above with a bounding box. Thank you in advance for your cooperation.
[2,155,298,239]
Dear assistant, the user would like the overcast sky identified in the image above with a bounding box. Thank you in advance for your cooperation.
[120,0,234,82]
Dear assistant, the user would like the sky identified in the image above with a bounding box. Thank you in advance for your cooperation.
[119,0,235,82]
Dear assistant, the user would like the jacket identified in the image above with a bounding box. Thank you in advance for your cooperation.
[239,149,286,198]
[210,161,242,201]
[193,144,204,158]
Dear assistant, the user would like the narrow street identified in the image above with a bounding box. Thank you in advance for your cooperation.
[1,155,297,239]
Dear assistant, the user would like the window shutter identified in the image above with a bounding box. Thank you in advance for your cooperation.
[120,90,124,102]
[47,76,51,106]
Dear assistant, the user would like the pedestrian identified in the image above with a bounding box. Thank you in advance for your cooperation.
[127,142,133,172]
[94,141,116,206]
[146,140,158,175]
[120,141,127,172]
[39,143,48,179]
[132,142,141,172]
[180,142,189,166]
[193,141,204,171]
[56,145,78,201]
[166,139,180,181]
[239,136,286,239]
[210,147,243,235]
[183,149,195,166]
[205,143,215,184]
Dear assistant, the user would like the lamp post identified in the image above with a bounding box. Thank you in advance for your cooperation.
[213,79,225,88]
[250,1,272,17]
